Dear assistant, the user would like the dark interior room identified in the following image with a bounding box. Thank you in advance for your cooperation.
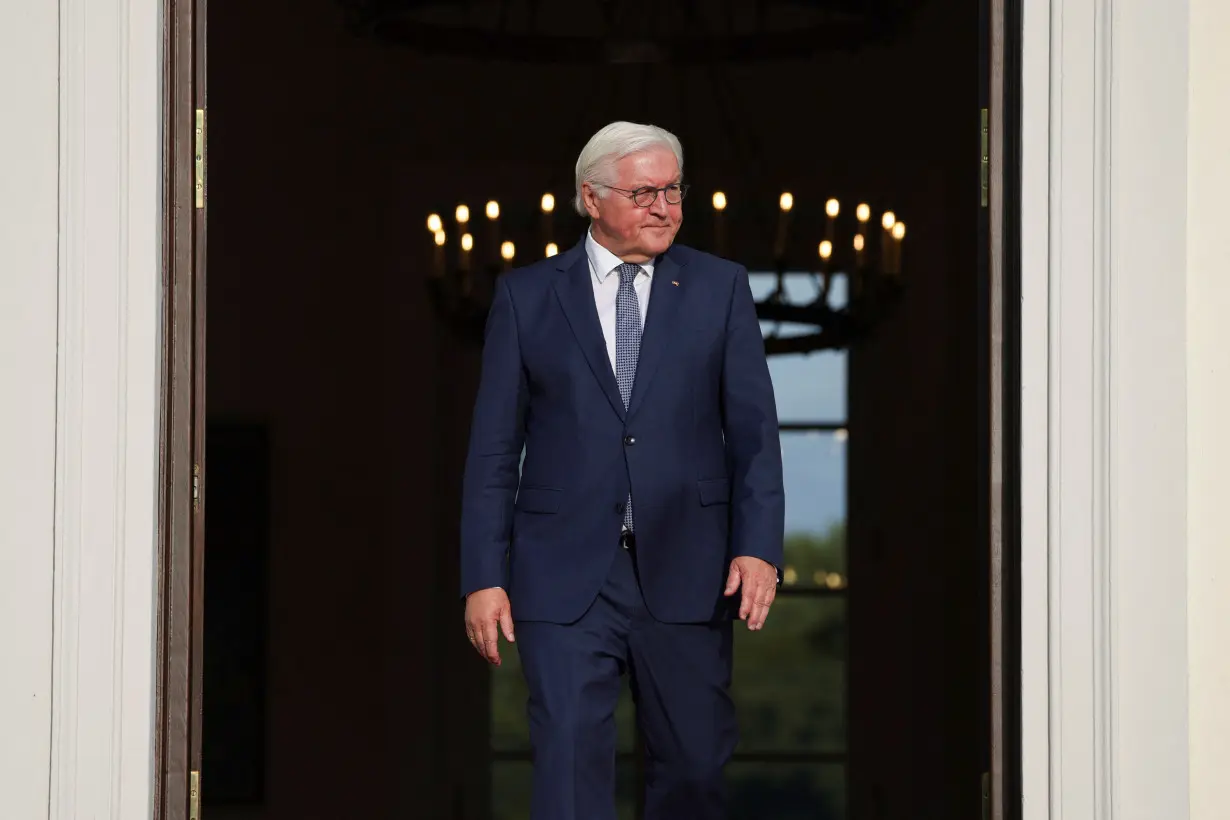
[199,1,988,817]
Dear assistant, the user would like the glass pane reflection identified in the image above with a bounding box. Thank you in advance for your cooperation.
[492,761,638,820]
[749,270,850,309]
[779,431,846,588]
[769,351,847,423]
[750,272,849,422]
[733,596,846,753]
[727,762,846,820]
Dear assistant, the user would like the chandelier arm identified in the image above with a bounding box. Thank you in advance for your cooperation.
[429,275,899,357]
[677,0,705,171]
[545,26,616,195]
[699,57,770,242]
[711,61,769,182]
[683,4,781,247]
[763,332,844,356]
[639,59,652,120]
[754,300,841,325]
[672,41,692,147]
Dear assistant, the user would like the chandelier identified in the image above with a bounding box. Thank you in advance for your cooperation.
[424,192,906,356]
[376,0,914,355]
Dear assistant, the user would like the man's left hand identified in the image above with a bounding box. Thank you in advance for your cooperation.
[724,556,778,630]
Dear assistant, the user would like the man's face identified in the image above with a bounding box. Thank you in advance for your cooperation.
[583,147,683,263]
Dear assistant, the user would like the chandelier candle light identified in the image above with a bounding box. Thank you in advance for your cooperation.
[541,193,556,255]
[855,202,871,268]
[424,189,906,354]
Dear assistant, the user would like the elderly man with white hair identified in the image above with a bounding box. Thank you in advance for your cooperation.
[460,120,785,820]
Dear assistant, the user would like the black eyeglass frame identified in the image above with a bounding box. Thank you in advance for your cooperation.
[597,182,690,208]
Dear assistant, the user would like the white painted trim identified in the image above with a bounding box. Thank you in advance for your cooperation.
[49,0,164,817]
[1018,0,1051,815]
[0,2,60,816]
[1021,0,1191,817]
[1049,0,1114,813]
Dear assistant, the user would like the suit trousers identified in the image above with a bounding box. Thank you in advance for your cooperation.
[514,540,738,820]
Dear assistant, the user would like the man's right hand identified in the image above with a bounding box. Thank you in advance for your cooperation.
[464,587,514,665]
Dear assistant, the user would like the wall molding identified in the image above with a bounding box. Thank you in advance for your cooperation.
[1018,0,1051,813]
[1022,0,1191,817]
[1046,0,1116,814]
[49,0,163,817]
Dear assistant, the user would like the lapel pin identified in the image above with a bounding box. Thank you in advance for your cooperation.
[671,280,680,286]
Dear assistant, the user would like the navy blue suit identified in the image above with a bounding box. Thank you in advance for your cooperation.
[460,237,785,819]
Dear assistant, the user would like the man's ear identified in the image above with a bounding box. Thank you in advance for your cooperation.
[581,183,602,220]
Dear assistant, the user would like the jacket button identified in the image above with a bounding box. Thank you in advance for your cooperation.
[624,435,636,446]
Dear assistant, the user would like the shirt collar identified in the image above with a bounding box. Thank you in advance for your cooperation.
[585,229,655,283]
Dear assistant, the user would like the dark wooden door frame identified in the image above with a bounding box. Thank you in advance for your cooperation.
[984,0,1023,817]
[156,0,206,816]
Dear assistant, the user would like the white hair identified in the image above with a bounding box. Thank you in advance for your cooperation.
[573,121,684,216]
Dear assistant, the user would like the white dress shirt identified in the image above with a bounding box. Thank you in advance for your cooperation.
[585,230,653,374]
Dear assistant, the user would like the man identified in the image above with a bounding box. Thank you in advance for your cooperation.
[459,120,785,820]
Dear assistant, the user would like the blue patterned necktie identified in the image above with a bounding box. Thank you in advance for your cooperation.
[615,262,642,532]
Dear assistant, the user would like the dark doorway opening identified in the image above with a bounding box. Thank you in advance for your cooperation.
[186,1,1023,818]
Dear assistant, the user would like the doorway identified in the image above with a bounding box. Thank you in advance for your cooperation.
[156,1,1023,818]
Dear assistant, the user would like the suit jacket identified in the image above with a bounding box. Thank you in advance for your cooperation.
[459,238,785,624]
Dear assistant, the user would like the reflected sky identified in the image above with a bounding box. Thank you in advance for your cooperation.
[780,430,845,534]
[750,273,847,534]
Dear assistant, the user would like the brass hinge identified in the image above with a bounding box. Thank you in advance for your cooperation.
[189,770,201,820]
[193,463,201,512]
[195,108,206,209]
[980,108,989,207]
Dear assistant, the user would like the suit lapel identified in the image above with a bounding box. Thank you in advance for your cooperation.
[627,247,688,418]
[552,243,626,420]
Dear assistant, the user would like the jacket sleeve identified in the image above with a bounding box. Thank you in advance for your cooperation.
[720,266,786,569]
[459,275,528,597]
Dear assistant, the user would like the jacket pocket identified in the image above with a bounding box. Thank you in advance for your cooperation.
[515,486,562,514]
[697,478,731,506]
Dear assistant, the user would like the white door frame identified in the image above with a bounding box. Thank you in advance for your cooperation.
[37,0,1193,817]
[47,0,164,817]
[1019,1,1190,819]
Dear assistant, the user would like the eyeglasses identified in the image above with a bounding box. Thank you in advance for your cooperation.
[599,183,689,208]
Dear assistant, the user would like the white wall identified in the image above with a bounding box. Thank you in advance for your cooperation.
[1186,0,1230,815]
[0,3,61,816]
